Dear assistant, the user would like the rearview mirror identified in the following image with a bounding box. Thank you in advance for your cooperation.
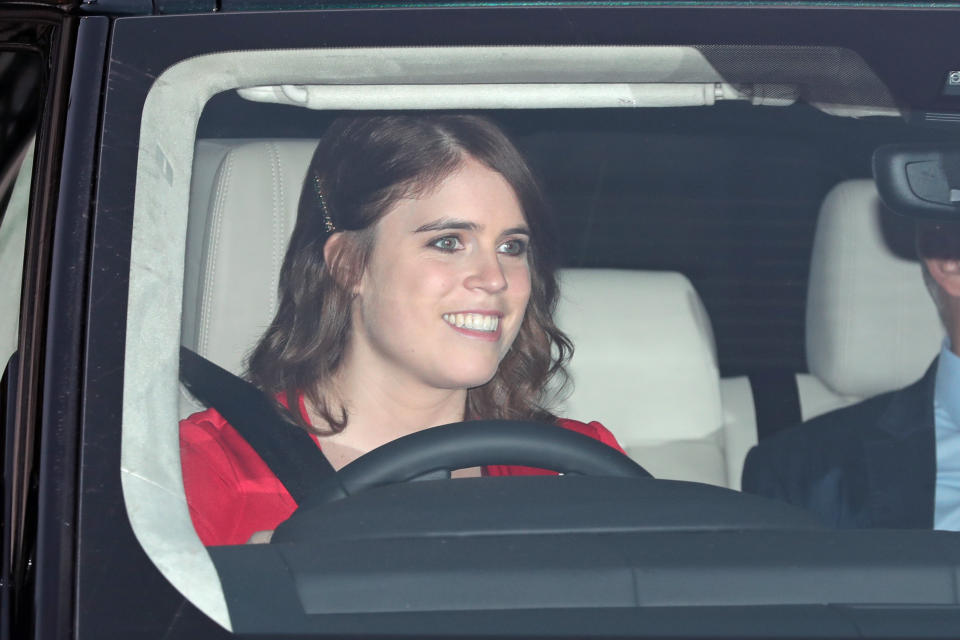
[873,145,960,221]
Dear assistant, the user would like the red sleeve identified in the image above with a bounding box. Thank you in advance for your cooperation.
[180,409,243,545]
[484,418,627,477]
[180,408,297,546]
[556,418,627,455]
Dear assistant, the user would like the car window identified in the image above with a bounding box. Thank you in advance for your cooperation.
[0,140,33,370]
[112,40,954,623]
[0,46,42,371]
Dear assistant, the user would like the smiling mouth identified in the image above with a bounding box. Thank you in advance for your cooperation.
[442,312,501,333]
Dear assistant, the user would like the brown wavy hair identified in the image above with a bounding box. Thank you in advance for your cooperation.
[247,114,571,434]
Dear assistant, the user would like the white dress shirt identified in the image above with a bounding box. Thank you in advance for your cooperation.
[934,340,960,530]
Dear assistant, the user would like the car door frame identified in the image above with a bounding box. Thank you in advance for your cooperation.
[0,8,109,640]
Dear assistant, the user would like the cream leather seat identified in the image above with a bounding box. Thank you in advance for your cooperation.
[556,269,727,486]
[723,178,944,489]
[182,139,316,380]
[798,178,943,418]
[717,179,945,489]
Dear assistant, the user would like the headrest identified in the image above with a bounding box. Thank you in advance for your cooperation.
[805,179,943,398]
[555,269,722,444]
[184,140,318,374]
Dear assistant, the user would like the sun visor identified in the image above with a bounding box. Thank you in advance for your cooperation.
[237,82,798,110]
[232,45,899,117]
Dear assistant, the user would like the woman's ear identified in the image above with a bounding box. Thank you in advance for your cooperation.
[924,256,960,298]
[322,232,344,271]
[323,232,364,295]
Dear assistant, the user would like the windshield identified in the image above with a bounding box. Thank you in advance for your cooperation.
[97,25,960,637]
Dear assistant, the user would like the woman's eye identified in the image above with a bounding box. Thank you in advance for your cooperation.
[430,236,463,252]
[498,238,528,256]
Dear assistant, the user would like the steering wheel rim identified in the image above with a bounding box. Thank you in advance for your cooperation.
[291,420,651,512]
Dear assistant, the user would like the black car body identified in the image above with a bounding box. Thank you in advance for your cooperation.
[4,1,960,638]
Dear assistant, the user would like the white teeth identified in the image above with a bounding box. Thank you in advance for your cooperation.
[443,313,499,332]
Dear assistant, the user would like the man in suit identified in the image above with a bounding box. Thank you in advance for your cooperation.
[742,222,960,529]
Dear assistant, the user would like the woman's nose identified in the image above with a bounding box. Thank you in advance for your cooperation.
[464,250,508,292]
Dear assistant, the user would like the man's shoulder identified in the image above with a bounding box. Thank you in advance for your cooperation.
[758,368,934,454]
[739,394,889,517]
[778,388,898,443]
[742,377,929,493]
[741,367,938,527]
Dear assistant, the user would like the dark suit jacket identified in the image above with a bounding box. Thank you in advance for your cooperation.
[741,360,938,529]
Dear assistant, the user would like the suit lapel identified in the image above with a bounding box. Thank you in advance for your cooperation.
[861,359,938,528]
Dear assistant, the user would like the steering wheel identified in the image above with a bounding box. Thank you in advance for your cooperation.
[263,420,831,549]
[271,420,651,540]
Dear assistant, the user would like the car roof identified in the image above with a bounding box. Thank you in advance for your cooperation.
[31,0,960,18]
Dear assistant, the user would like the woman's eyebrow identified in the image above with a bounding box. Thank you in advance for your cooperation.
[502,226,531,237]
[414,218,478,233]
[414,218,531,237]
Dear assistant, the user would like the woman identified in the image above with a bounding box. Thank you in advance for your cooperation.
[180,114,624,546]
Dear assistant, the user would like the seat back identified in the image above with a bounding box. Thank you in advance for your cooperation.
[715,179,946,489]
[182,139,317,378]
[556,269,727,486]
[801,179,943,417]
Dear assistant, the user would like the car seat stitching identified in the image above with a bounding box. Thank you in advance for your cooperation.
[199,151,234,358]
[833,193,848,387]
[841,188,859,391]
[269,142,283,321]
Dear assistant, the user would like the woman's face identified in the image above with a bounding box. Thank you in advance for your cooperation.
[350,156,532,393]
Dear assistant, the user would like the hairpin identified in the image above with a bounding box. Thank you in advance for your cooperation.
[313,174,336,233]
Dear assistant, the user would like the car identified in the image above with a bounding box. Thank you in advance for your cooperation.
[4,0,960,638]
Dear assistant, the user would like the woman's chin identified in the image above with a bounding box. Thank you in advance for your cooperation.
[432,362,499,391]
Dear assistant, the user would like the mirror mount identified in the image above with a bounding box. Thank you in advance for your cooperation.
[873,145,960,221]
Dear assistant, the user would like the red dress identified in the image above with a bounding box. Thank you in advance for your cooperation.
[180,403,625,546]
